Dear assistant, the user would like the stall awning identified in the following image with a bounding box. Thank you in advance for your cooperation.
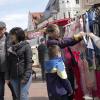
[28,32,42,39]
[47,18,70,26]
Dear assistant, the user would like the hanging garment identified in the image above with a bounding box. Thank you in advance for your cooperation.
[64,24,72,38]
[82,14,87,32]
[72,18,81,34]
[83,37,96,70]
[94,8,100,37]
[78,56,94,99]
[85,12,90,32]
[95,71,100,98]
[64,18,81,39]
[92,42,100,70]
[64,47,75,90]
[80,16,84,32]
[64,47,84,100]
[65,21,77,38]
[93,22,100,37]
[88,11,96,33]
[71,42,97,99]
[72,50,84,100]
[79,41,97,98]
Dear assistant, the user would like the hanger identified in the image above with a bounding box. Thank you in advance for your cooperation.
[92,3,100,8]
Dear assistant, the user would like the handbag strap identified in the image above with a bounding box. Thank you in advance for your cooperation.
[67,47,78,66]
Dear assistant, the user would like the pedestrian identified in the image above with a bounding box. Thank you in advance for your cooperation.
[0,21,17,100]
[38,38,47,81]
[46,24,84,100]
[8,27,33,100]
[45,45,73,100]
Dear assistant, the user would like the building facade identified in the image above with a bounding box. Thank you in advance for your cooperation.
[37,0,100,29]
[43,0,59,19]
[27,12,43,31]
[44,0,81,19]
[38,0,81,28]
[80,0,100,9]
[58,0,80,19]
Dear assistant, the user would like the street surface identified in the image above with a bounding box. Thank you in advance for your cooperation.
[4,68,99,100]
[5,68,48,100]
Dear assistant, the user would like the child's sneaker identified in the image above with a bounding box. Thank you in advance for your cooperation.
[83,95,93,100]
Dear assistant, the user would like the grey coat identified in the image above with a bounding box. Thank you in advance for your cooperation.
[8,41,33,83]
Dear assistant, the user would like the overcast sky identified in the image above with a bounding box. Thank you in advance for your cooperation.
[0,0,49,31]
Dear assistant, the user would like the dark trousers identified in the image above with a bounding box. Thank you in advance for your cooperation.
[67,70,74,100]
[49,95,68,100]
[66,68,75,100]
[40,61,45,81]
[0,72,16,100]
[0,73,5,100]
[8,82,17,100]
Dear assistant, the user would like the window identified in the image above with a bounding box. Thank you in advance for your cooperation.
[76,11,78,14]
[52,0,56,6]
[76,0,79,4]
[62,1,64,3]
[46,6,50,11]
[68,12,71,18]
[67,0,69,3]
[63,12,66,18]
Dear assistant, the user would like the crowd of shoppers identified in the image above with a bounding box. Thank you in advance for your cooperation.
[0,20,100,100]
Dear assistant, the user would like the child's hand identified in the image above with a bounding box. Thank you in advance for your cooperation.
[68,91,73,96]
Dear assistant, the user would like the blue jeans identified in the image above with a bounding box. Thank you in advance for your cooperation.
[11,75,32,100]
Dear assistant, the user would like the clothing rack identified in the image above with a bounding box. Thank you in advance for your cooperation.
[92,3,100,8]
[87,3,100,12]
[64,3,100,100]
[84,4,100,100]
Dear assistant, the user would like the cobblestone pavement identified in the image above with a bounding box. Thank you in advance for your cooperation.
[5,81,48,100]
[5,68,48,100]
[4,67,100,100]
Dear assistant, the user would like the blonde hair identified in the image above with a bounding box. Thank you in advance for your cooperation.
[46,24,60,33]
[48,45,61,59]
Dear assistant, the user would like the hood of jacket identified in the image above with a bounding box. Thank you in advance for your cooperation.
[8,41,29,54]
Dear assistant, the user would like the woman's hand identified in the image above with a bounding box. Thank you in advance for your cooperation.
[74,32,85,41]
[80,32,86,36]
[87,32,94,37]
[5,80,10,84]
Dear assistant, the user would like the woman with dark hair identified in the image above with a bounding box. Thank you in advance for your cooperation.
[8,27,33,100]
